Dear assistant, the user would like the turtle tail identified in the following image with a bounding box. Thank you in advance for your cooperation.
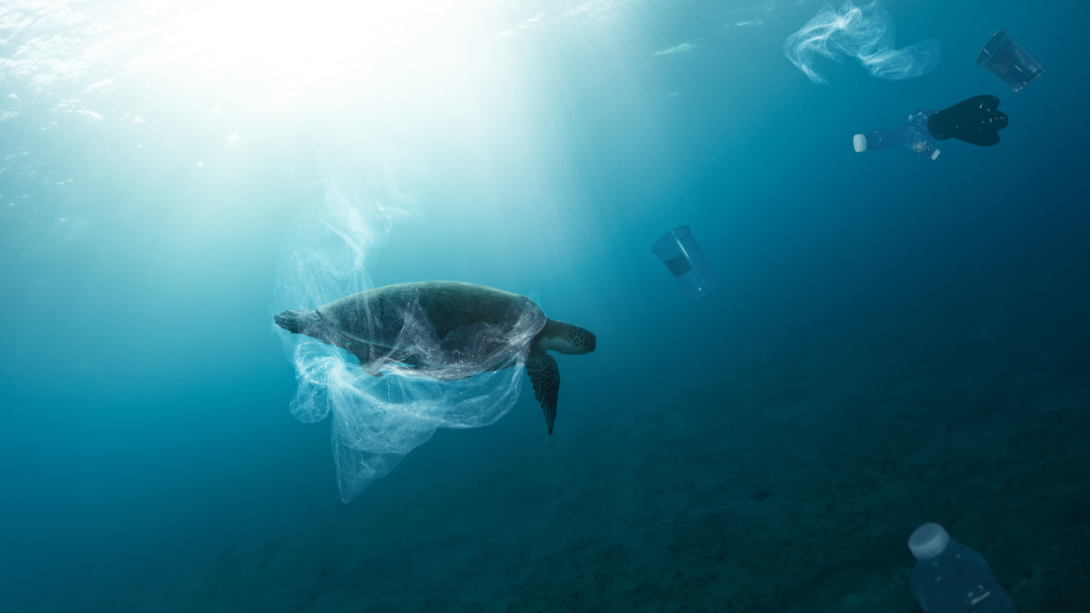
[274,309,326,339]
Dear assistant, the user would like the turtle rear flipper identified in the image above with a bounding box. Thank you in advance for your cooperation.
[525,349,559,435]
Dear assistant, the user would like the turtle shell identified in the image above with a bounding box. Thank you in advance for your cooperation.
[317,281,547,378]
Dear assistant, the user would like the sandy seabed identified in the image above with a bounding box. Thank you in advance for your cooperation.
[48,308,1090,613]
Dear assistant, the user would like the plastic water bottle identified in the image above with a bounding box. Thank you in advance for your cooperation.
[908,523,1018,612]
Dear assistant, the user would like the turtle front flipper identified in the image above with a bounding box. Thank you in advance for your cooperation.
[525,348,560,435]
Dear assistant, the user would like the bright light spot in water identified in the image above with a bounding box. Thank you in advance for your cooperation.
[0,0,632,137]
[129,0,508,113]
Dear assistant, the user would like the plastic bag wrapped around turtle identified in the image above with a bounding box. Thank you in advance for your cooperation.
[278,279,596,435]
[271,162,541,503]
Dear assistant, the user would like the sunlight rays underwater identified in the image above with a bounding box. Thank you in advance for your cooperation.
[0,0,643,498]
[2,0,1089,611]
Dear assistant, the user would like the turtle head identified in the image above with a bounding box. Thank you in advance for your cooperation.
[274,309,328,340]
[536,319,596,355]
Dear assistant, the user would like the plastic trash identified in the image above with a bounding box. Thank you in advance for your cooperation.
[927,95,1009,147]
[854,110,940,160]
[908,523,1018,612]
[783,2,940,84]
[977,29,1044,93]
[652,226,719,301]
[855,95,1011,159]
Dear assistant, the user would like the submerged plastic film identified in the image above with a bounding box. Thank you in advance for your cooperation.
[927,95,1008,147]
[783,2,940,84]
[271,158,533,503]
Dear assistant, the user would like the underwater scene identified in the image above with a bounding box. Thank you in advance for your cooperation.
[1,0,1088,611]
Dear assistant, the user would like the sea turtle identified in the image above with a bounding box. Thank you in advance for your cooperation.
[274,281,596,434]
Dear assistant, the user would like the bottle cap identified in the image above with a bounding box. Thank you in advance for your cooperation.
[908,523,950,560]
[853,134,867,152]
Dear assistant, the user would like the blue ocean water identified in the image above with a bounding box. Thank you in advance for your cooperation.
[1,0,1088,610]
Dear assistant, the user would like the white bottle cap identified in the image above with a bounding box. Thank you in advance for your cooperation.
[853,134,867,153]
[931,149,941,160]
[908,523,950,560]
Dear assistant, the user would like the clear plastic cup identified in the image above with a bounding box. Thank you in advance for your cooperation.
[977,29,1044,93]
[652,225,719,301]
